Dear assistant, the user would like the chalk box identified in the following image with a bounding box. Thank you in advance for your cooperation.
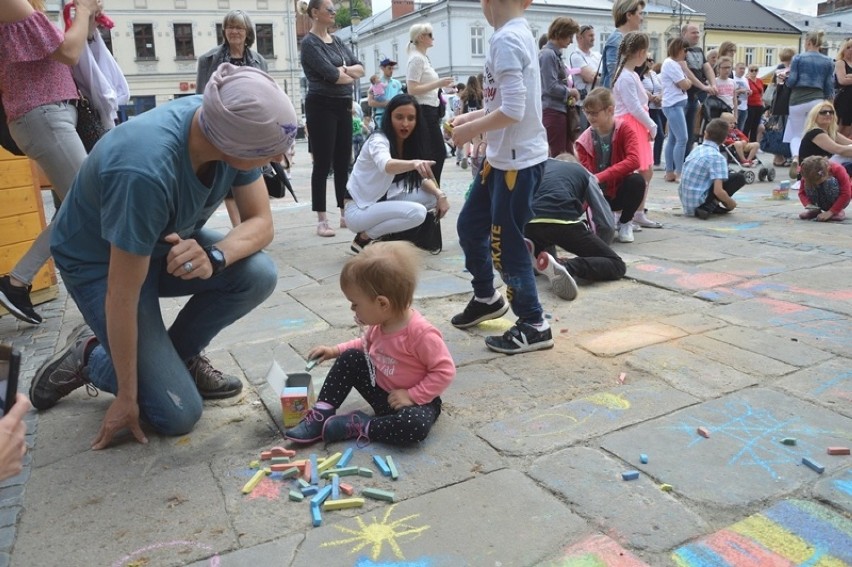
[265,361,317,427]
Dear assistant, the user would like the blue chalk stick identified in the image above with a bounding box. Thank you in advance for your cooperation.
[622,470,640,481]
[311,485,333,507]
[802,457,825,474]
[338,447,354,468]
[301,485,319,496]
[310,504,322,527]
[372,454,391,476]
[310,453,319,485]
[331,475,340,499]
[640,454,648,464]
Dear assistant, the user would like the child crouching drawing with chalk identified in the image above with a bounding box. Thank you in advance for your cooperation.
[285,241,456,446]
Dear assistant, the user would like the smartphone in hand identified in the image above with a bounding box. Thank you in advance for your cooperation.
[0,345,20,418]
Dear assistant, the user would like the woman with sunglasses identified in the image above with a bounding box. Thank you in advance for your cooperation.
[406,23,454,185]
[796,102,852,177]
[300,0,364,238]
[744,65,764,143]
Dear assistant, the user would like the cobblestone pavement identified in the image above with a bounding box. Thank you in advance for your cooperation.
[3,142,850,566]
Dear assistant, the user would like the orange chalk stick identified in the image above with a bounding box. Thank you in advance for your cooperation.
[260,451,272,460]
[697,427,710,438]
[270,446,296,457]
[339,482,355,496]
[827,446,850,455]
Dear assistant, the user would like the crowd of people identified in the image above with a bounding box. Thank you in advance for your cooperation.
[0,0,849,456]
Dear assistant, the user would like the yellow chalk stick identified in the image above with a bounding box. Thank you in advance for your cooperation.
[317,452,342,473]
[241,469,266,494]
[322,497,365,511]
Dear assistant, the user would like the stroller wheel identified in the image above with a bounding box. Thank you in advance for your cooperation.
[744,170,756,184]
[759,168,767,182]
[766,168,776,182]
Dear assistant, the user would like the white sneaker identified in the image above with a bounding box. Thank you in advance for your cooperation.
[617,222,635,243]
[537,252,578,300]
[633,211,662,228]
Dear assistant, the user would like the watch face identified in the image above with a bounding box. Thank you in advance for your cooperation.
[211,248,225,263]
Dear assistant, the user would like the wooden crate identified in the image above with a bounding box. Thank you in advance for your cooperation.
[0,147,58,309]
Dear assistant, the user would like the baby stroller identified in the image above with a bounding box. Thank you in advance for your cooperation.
[719,141,775,184]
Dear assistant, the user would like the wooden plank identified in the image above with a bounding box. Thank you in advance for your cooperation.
[0,212,43,246]
[0,159,35,189]
[0,186,39,218]
[0,241,57,286]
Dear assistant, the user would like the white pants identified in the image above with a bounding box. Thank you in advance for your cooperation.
[345,189,437,240]
[784,98,823,158]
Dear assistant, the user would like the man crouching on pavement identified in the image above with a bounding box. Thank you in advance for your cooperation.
[31,64,297,450]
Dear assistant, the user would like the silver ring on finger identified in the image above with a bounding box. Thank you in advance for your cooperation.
[183,261,194,273]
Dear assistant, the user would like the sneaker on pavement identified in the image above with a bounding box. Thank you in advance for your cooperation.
[451,295,510,329]
[285,406,336,444]
[617,222,635,243]
[187,355,243,399]
[350,233,372,254]
[633,212,662,228]
[30,324,97,410]
[322,410,372,445]
[694,206,712,220]
[316,220,335,237]
[485,321,554,354]
[460,157,468,169]
[537,252,578,301]
[0,276,42,325]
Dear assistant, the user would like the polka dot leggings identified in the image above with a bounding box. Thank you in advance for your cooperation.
[318,348,442,446]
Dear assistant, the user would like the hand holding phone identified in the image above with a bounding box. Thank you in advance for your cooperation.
[0,394,29,482]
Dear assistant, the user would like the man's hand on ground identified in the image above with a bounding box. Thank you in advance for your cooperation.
[92,397,148,450]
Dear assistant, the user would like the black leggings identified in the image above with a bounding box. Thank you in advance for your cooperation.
[524,222,625,281]
[318,349,442,446]
[420,105,446,186]
[607,173,646,224]
[744,104,763,143]
[305,93,352,212]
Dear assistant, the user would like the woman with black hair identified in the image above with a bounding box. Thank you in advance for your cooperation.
[343,94,450,253]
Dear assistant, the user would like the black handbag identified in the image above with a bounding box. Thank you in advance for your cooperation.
[0,99,24,156]
[263,160,296,200]
[73,95,107,152]
[380,210,442,254]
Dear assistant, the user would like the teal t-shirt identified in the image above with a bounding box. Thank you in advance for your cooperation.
[51,96,260,286]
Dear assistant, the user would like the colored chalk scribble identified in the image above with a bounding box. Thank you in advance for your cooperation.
[247,477,281,501]
[672,499,852,566]
[521,393,631,438]
[537,534,650,566]
[665,400,842,479]
[320,504,430,561]
[633,263,742,290]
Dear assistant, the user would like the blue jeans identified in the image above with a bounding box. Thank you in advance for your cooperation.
[663,101,689,175]
[736,108,748,132]
[8,101,87,285]
[457,161,545,325]
[63,229,277,435]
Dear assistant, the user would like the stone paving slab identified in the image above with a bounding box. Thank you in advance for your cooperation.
[703,325,834,368]
[627,260,745,294]
[663,312,728,335]
[292,469,588,566]
[700,251,840,277]
[626,344,758,399]
[478,383,697,456]
[773,318,852,358]
[536,534,651,567]
[674,335,798,378]
[774,358,852,419]
[601,388,852,507]
[212,414,504,549]
[812,468,852,516]
[529,447,709,552]
[14,457,236,567]
[185,534,303,567]
[745,263,852,317]
[626,236,733,263]
[670,499,852,566]
[709,297,845,329]
[578,322,687,357]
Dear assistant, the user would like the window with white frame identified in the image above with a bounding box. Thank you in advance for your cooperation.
[745,47,755,66]
[764,48,775,66]
[530,26,539,41]
[373,48,379,71]
[471,25,484,56]
[392,42,399,63]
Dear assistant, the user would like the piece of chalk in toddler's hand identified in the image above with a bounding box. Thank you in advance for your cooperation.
[305,357,320,371]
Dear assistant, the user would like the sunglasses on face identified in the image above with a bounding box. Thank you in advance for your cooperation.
[425,32,433,38]
[818,109,836,116]
[749,68,758,72]
[325,6,336,14]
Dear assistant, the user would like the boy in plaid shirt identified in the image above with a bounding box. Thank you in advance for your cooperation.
[679,118,746,219]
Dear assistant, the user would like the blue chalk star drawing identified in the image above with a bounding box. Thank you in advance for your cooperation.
[666,400,846,479]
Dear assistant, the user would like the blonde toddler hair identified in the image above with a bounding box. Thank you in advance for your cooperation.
[340,242,420,315]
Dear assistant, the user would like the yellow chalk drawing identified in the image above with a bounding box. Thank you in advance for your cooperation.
[475,318,514,332]
[320,504,430,560]
[582,392,631,410]
[730,514,845,565]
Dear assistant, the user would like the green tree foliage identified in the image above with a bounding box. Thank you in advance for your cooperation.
[334,0,371,28]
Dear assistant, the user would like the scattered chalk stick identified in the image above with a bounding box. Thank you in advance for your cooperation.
[301,485,319,496]
[323,497,365,511]
[310,504,322,527]
[260,451,272,461]
[318,452,342,473]
[660,484,673,492]
[310,485,333,508]
[309,454,319,485]
[321,466,359,478]
[621,470,640,481]
[640,454,648,464]
[338,447,354,468]
[270,463,295,472]
[781,437,797,446]
[362,487,395,502]
[386,455,399,480]
[358,467,374,478]
[241,469,266,494]
[827,447,850,456]
[278,467,300,480]
[248,459,260,469]
[305,357,321,372]
[802,457,825,474]
[697,426,710,438]
[373,455,392,476]
[618,372,626,384]
[270,456,291,465]
[331,474,340,499]
[339,482,355,496]
[289,490,304,502]
[297,478,310,489]
[269,446,296,458]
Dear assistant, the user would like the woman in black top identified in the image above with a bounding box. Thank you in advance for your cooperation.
[300,0,364,237]
[835,39,852,139]
[796,101,852,178]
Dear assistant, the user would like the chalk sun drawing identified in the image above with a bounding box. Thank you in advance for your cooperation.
[520,392,631,438]
[320,504,430,560]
